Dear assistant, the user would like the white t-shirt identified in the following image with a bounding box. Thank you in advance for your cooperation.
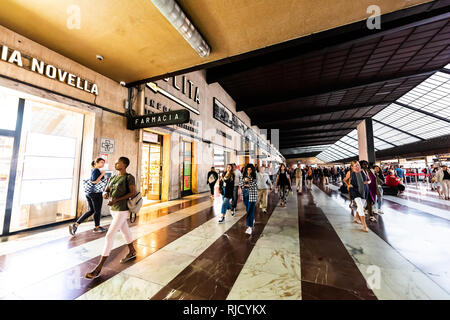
[234,169,242,187]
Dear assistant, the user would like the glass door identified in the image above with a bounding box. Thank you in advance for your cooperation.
[0,136,14,235]
[141,142,162,202]
[9,100,84,233]
[181,141,192,197]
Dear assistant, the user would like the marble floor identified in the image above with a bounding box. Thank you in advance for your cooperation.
[0,182,449,300]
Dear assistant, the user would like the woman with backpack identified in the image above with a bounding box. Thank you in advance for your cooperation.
[69,157,108,235]
[85,157,137,279]
[275,163,292,207]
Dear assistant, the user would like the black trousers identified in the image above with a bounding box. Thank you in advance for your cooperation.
[76,192,103,227]
[209,182,215,195]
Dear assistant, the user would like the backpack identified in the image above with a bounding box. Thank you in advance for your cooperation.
[126,174,143,223]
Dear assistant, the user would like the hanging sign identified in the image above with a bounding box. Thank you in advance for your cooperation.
[127,109,190,130]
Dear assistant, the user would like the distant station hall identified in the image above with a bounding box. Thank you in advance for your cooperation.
[0,0,449,301]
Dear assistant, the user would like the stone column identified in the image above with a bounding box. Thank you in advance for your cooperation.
[357,118,376,164]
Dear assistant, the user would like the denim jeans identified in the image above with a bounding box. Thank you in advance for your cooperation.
[246,201,256,227]
[232,186,239,209]
[242,188,249,211]
[376,185,383,210]
[221,197,232,214]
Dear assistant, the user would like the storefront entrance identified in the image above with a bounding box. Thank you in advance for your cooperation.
[141,138,162,205]
[181,141,192,197]
[0,87,84,235]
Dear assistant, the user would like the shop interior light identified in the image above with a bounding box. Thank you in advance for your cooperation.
[151,0,210,58]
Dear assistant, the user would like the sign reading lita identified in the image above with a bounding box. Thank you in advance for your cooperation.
[127,109,190,130]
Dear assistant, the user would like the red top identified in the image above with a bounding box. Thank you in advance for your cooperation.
[386,175,401,187]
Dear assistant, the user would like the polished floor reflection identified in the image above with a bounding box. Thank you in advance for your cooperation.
[0,182,449,300]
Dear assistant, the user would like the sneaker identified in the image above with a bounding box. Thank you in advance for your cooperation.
[263,209,267,214]
[231,209,235,217]
[378,209,384,214]
[69,223,77,236]
[93,226,107,233]
[218,216,225,224]
[245,227,252,234]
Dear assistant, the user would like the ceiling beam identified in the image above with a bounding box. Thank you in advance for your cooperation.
[126,2,449,88]
[283,152,321,159]
[262,117,368,129]
[280,128,354,135]
[249,102,391,125]
[372,119,425,141]
[280,134,346,140]
[205,3,450,85]
[239,69,437,111]
[393,101,450,123]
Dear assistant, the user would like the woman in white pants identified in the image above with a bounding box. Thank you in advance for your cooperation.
[85,157,137,279]
[348,161,371,233]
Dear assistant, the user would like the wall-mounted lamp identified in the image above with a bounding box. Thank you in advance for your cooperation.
[151,0,210,58]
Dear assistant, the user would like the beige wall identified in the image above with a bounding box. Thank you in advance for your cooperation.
[0,25,139,219]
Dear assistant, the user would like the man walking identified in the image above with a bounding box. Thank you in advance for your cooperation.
[256,165,272,213]
[295,163,303,194]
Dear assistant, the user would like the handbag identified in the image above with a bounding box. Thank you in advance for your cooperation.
[208,174,216,184]
[126,174,143,222]
[82,177,107,194]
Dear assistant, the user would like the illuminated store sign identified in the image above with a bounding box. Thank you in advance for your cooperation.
[0,44,98,95]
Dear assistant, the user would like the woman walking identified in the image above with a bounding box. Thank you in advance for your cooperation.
[360,161,377,222]
[70,158,108,235]
[275,164,291,207]
[306,166,313,190]
[85,157,137,279]
[207,167,219,199]
[218,164,235,223]
[240,164,258,235]
[348,161,370,232]
[373,165,385,214]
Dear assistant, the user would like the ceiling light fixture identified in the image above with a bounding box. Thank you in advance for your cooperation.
[150,0,210,58]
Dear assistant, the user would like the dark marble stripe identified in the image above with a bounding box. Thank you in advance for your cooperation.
[298,186,377,300]
[0,195,211,271]
[1,199,221,299]
[316,183,450,295]
[150,191,280,300]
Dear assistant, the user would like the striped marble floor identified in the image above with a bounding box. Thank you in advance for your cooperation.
[0,183,449,300]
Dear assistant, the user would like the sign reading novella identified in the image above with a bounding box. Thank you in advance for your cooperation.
[127,109,190,130]
[0,43,98,95]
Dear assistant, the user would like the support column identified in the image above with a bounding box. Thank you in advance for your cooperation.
[357,118,376,164]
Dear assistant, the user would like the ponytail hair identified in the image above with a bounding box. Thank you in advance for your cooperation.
[92,157,105,168]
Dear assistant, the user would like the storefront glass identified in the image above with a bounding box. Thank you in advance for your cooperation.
[0,137,14,235]
[141,142,162,203]
[9,100,84,232]
[181,141,192,196]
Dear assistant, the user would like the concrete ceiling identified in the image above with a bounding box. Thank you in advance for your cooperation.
[0,0,432,84]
